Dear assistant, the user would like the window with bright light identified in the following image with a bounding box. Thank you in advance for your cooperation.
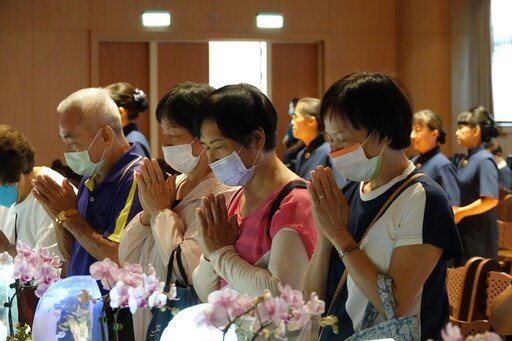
[209,41,268,95]
[491,0,512,122]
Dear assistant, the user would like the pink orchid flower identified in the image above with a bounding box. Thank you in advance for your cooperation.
[89,258,119,290]
[278,283,304,310]
[33,263,60,286]
[15,241,33,260]
[148,291,167,309]
[195,303,230,329]
[128,286,148,314]
[109,281,130,309]
[13,258,34,284]
[306,292,325,315]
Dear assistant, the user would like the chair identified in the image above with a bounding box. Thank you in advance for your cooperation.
[449,317,492,337]
[446,257,484,320]
[485,271,512,318]
[447,267,466,319]
[497,220,512,273]
[496,194,512,222]
[467,259,502,321]
[499,186,512,201]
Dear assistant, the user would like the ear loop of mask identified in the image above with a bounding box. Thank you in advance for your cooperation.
[237,134,260,168]
[189,136,205,157]
[94,128,107,163]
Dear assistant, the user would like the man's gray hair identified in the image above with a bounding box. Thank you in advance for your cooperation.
[57,88,123,135]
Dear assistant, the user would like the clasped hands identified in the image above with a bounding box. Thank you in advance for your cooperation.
[307,166,352,249]
[196,193,238,260]
[136,158,176,226]
[32,175,77,222]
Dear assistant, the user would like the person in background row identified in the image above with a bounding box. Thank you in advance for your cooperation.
[303,71,462,340]
[119,82,235,341]
[410,109,460,206]
[192,84,318,302]
[0,125,68,259]
[292,97,346,187]
[454,106,499,266]
[282,98,305,172]
[32,87,143,340]
[484,140,512,190]
[0,125,74,327]
[105,82,152,158]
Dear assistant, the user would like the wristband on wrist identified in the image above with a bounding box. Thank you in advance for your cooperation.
[338,242,359,260]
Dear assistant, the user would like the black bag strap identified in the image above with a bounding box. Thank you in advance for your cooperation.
[267,180,307,223]
[164,247,177,293]
[227,187,244,209]
[175,246,189,287]
[164,245,190,292]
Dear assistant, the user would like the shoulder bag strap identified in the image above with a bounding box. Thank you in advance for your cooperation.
[175,245,189,287]
[325,173,425,315]
[267,180,307,224]
[227,187,244,210]
[164,247,178,293]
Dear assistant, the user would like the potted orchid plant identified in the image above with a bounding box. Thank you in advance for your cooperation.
[86,258,176,340]
[195,285,338,341]
[2,240,63,340]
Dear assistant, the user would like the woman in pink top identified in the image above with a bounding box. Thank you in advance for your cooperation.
[192,84,318,300]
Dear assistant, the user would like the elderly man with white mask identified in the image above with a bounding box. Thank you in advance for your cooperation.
[32,87,142,340]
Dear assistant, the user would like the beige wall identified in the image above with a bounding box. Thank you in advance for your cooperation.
[0,0,457,165]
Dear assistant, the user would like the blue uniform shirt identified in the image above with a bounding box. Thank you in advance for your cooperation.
[456,145,499,265]
[411,146,461,206]
[295,135,346,188]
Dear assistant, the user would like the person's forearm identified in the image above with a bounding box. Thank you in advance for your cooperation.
[0,231,16,257]
[458,196,498,221]
[63,214,120,264]
[303,234,332,299]
[54,224,73,261]
[192,256,220,302]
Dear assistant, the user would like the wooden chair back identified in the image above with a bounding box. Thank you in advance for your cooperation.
[446,257,484,320]
[449,317,491,337]
[467,258,502,321]
[499,186,512,201]
[497,219,512,251]
[497,194,512,222]
[485,271,512,317]
[447,266,465,319]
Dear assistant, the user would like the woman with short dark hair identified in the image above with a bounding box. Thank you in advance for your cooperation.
[192,83,318,300]
[303,71,462,340]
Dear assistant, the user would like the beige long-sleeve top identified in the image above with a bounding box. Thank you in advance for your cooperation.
[118,172,235,341]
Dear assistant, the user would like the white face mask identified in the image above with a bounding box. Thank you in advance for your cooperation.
[64,129,106,176]
[331,134,385,182]
[162,138,203,174]
[209,146,258,186]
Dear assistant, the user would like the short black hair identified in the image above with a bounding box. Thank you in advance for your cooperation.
[320,71,413,150]
[194,83,278,151]
[156,82,215,136]
[0,125,35,183]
